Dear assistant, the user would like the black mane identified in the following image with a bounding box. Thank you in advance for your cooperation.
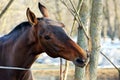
[9,18,42,35]
[9,22,31,35]
[0,21,31,43]
[0,18,42,43]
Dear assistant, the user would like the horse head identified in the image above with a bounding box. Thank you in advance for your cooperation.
[26,3,89,67]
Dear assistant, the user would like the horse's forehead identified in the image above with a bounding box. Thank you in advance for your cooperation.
[38,18,69,40]
[51,26,69,42]
[43,18,62,27]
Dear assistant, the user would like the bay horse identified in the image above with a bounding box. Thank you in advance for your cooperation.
[0,3,88,80]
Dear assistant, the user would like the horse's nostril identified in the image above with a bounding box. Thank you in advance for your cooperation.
[76,58,85,64]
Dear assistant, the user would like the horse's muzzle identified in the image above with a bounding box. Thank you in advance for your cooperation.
[73,58,87,67]
[73,53,90,67]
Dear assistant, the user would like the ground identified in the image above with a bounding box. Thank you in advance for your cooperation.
[31,64,119,80]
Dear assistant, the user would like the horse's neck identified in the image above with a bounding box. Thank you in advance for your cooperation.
[12,29,42,68]
[0,29,42,68]
[0,29,42,80]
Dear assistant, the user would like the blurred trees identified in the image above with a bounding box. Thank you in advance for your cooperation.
[0,0,73,35]
[103,0,111,40]
[113,0,120,40]
[102,0,120,41]
[0,0,38,34]
[0,0,120,41]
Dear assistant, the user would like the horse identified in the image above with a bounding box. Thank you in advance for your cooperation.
[0,2,88,80]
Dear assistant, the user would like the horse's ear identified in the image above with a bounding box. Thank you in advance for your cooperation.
[26,8,38,25]
[38,2,49,17]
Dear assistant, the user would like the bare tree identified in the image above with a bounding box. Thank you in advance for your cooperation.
[75,0,90,80]
[102,1,107,41]
[113,0,120,40]
[104,0,114,40]
[89,0,103,80]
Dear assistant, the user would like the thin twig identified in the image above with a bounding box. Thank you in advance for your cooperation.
[70,0,83,36]
[76,0,83,13]
[69,0,90,40]
[63,60,69,80]
[60,0,74,15]
[61,0,90,40]
[60,58,63,80]
[70,20,76,36]
[0,0,14,19]
[100,51,120,72]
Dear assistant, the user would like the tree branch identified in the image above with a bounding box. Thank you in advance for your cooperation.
[0,0,14,19]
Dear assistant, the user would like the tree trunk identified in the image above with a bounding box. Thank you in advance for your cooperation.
[75,0,90,80]
[89,0,103,80]
[118,24,120,40]
[113,0,119,39]
[113,0,120,79]
[105,0,114,40]
[102,3,107,41]
[75,26,87,80]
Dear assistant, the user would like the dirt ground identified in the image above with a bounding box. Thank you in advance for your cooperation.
[32,64,119,80]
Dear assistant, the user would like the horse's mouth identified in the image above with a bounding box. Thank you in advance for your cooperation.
[73,61,86,68]
[72,58,89,68]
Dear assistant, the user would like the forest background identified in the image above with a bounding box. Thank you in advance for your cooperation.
[0,0,120,40]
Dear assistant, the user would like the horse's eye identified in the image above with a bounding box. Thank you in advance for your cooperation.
[44,35,51,40]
